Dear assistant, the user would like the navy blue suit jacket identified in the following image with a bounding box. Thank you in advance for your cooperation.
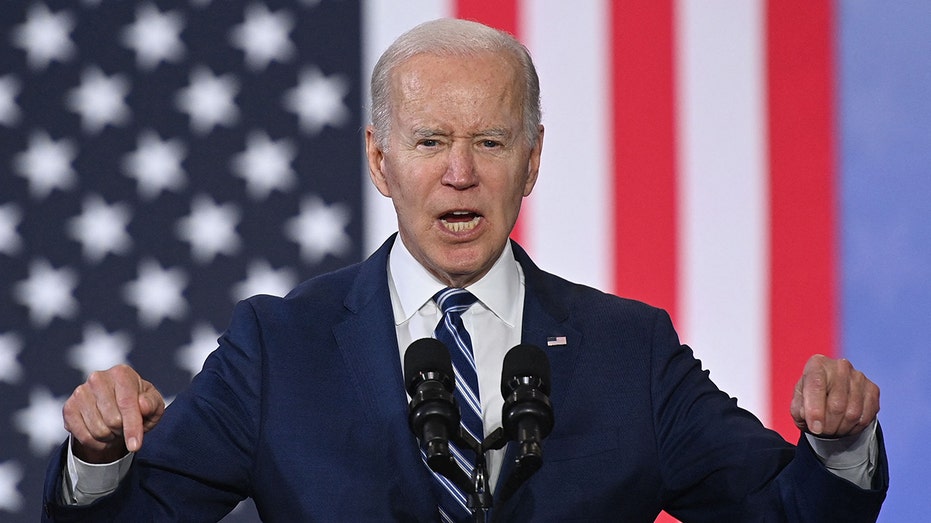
[44,236,887,521]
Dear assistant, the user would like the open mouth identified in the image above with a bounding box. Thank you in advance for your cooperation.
[440,211,482,232]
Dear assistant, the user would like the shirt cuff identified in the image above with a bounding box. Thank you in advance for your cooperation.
[805,418,878,489]
[63,435,134,505]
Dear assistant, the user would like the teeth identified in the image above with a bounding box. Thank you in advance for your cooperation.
[442,216,481,232]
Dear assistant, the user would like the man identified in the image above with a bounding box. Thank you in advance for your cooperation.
[44,18,887,522]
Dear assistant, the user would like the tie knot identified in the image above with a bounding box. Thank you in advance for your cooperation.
[433,287,477,315]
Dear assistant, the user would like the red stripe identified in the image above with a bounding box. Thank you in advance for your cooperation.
[611,0,679,322]
[454,0,519,33]
[612,4,679,521]
[453,0,528,247]
[766,0,839,441]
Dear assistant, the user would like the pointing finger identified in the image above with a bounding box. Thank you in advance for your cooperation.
[110,366,145,452]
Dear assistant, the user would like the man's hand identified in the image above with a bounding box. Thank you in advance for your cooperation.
[791,354,880,438]
[62,364,166,463]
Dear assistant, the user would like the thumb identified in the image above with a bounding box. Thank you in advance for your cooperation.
[138,389,166,428]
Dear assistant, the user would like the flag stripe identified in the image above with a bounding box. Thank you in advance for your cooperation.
[455,0,520,34]
[676,0,769,424]
[611,6,681,519]
[766,0,838,440]
[611,0,679,320]
[522,0,612,289]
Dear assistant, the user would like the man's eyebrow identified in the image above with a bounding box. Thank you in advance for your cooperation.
[475,128,510,138]
[413,127,448,138]
[410,127,511,139]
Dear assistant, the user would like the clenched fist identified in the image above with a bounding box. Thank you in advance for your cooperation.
[791,354,879,439]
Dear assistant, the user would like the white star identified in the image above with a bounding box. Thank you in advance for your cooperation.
[13,131,77,200]
[231,131,297,200]
[67,323,132,378]
[10,4,76,70]
[66,195,133,263]
[231,260,297,302]
[120,3,185,71]
[175,66,239,135]
[123,258,189,328]
[122,130,187,200]
[229,3,295,71]
[66,66,132,134]
[282,67,350,135]
[12,387,69,456]
[0,332,24,385]
[0,461,24,513]
[0,203,23,256]
[0,75,22,126]
[175,195,241,264]
[175,323,219,378]
[13,259,79,327]
[284,196,351,264]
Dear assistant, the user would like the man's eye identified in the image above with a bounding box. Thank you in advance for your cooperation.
[481,140,501,148]
[420,139,439,147]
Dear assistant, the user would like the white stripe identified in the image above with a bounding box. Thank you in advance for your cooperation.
[361,0,453,254]
[675,0,770,423]
[518,0,613,289]
[449,443,474,472]
[439,507,457,523]
[451,365,482,416]
[420,449,470,514]
[435,472,468,509]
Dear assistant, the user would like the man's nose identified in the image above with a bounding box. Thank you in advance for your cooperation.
[441,142,478,189]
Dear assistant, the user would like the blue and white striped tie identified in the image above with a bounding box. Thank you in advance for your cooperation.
[430,287,481,523]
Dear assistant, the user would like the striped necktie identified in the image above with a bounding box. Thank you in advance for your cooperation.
[430,287,481,522]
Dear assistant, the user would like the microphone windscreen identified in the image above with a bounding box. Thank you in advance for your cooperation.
[501,344,551,396]
[404,338,453,393]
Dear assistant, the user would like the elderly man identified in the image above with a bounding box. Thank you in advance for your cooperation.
[44,18,886,522]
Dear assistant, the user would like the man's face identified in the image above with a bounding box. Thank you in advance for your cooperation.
[366,52,543,287]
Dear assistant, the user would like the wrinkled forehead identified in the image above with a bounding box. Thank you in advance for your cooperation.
[389,52,524,111]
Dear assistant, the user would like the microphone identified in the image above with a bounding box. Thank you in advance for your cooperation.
[499,344,554,501]
[403,338,460,473]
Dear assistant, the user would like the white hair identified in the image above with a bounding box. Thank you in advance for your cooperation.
[369,18,542,149]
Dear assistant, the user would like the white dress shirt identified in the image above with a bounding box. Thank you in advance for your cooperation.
[388,235,524,491]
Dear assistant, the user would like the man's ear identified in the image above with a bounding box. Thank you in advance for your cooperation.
[365,126,391,197]
[523,125,544,197]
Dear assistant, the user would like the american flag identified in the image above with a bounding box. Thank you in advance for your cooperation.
[1,1,928,522]
[1,1,362,520]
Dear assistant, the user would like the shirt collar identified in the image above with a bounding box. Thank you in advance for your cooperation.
[388,236,522,327]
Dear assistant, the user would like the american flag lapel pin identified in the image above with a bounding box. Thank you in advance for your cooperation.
[546,335,567,347]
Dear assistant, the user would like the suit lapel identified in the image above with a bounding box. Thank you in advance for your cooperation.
[495,242,583,513]
[331,236,438,516]
[332,238,407,425]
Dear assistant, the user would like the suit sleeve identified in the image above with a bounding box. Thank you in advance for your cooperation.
[42,299,266,522]
[649,309,888,522]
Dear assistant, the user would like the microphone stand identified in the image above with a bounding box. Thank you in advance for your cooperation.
[429,426,519,522]
[411,341,553,522]
[458,428,493,523]
[428,424,549,522]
